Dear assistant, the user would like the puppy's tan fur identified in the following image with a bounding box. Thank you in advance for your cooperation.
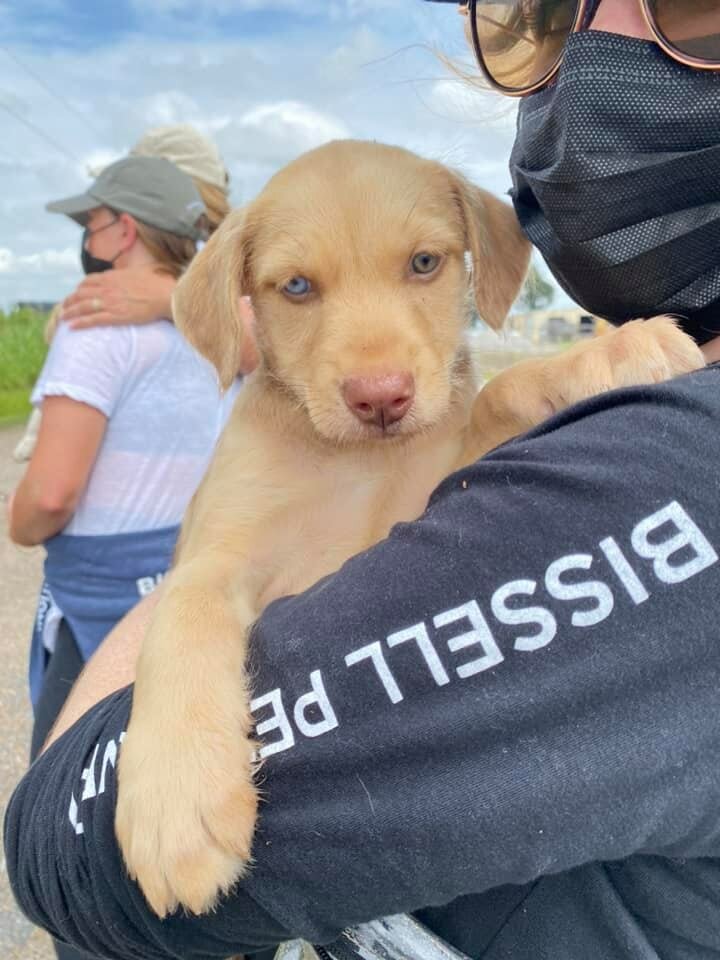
[115,140,703,917]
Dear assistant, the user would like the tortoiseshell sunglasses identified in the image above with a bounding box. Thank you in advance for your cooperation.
[425,0,720,95]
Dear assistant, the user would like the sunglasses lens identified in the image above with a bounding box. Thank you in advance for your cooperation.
[472,0,581,92]
[646,0,720,63]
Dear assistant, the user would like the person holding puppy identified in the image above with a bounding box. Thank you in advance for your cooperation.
[5,2,720,960]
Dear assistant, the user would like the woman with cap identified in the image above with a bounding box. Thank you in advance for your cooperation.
[62,123,233,333]
[4,2,720,960]
[12,124,239,464]
[8,156,226,759]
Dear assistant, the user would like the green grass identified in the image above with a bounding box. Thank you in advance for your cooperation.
[0,388,34,424]
[0,307,49,424]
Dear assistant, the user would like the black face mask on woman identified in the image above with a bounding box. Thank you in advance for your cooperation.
[81,229,113,274]
[509,31,720,344]
[80,219,121,275]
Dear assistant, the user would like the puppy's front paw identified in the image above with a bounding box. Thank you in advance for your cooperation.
[523,315,705,417]
[604,315,705,386]
[116,707,258,917]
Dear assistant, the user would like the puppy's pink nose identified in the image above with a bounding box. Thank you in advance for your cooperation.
[342,373,415,428]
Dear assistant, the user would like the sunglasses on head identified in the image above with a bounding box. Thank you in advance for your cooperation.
[425,0,720,95]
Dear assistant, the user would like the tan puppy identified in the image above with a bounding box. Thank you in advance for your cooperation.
[115,140,703,918]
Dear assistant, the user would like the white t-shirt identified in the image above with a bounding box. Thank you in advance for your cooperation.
[32,321,232,536]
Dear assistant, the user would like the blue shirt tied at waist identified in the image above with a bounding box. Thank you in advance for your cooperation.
[29,525,179,707]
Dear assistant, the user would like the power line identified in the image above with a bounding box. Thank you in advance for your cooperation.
[2,45,104,140]
[0,99,82,164]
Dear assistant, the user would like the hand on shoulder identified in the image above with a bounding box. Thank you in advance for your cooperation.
[60,269,177,330]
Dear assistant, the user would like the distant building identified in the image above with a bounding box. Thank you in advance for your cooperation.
[507,307,611,344]
[15,301,55,314]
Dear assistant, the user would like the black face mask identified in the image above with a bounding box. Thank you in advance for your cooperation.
[510,31,720,344]
[81,229,113,274]
[80,220,121,275]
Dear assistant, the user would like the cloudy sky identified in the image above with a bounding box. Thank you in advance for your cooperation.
[1,0,557,308]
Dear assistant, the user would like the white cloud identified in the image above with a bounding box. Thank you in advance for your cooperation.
[132,0,315,12]
[130,0,405,15]
[235,101,349,162]
[0,246,78,273]
[83,148,123,178]
[342,0,405,15]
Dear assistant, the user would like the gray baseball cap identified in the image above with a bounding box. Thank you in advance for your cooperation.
[46,155,207,241]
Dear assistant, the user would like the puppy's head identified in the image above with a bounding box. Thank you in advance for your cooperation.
[175,140,530,444]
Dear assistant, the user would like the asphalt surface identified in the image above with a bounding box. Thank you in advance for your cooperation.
[0,424,54,959]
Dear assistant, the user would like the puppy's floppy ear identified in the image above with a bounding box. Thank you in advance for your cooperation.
[173,207,252,389]
[451,173,531,331]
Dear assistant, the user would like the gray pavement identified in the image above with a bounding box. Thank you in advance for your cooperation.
[0,424,53,959]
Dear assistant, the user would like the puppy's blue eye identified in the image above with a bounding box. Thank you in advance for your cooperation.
[283,276,312,297]
[411,252,440,276]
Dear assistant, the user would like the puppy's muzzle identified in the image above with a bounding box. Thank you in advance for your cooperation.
[342,372,415,430]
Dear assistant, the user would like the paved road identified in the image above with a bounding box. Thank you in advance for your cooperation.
[0,424,54,959]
